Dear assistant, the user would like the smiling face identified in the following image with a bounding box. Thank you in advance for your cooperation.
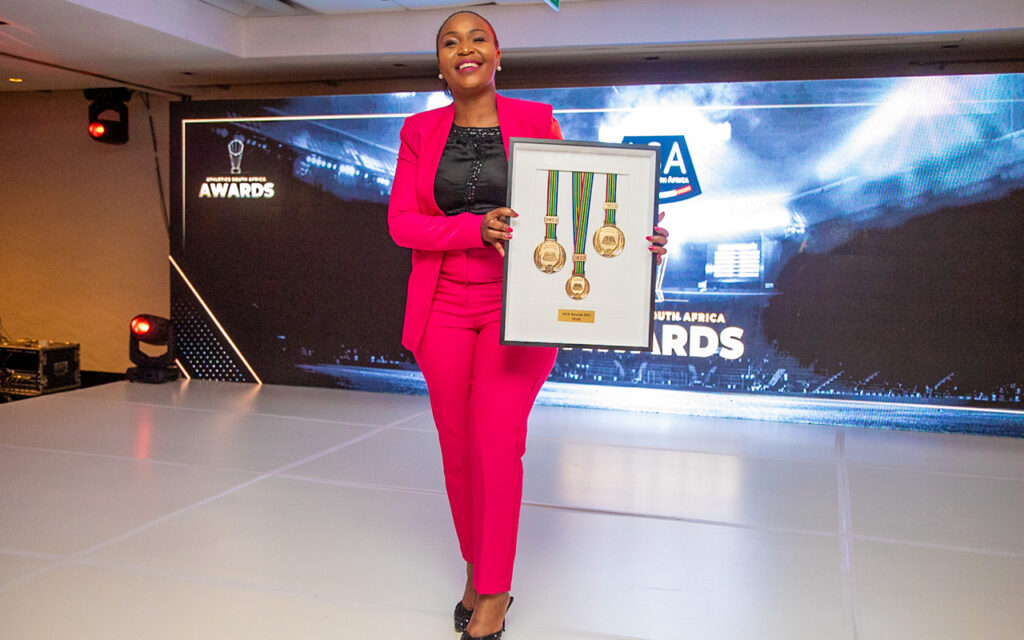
[436,12,501,98]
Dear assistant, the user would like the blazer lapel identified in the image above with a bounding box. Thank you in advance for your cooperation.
[496,94,513,158]
[422,103,454,216]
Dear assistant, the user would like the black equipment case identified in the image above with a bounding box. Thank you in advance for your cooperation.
[0,341,81,397]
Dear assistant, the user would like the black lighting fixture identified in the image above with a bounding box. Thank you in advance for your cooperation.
[85,87,132,145]
[127,314,180,383]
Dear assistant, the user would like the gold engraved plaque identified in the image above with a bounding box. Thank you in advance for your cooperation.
[558,309,595,323]
[565,274,591,300]
[533,239,566,273]
[593,224,625,257]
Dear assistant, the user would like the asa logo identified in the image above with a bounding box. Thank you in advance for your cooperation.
[622,135,701,204]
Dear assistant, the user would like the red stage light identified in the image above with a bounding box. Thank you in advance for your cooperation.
[127,313,178,384]
[130,316,151,336]
[85,88,131,144]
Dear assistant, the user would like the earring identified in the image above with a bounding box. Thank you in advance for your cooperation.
[497,65,502,71]
[438,73,444,79]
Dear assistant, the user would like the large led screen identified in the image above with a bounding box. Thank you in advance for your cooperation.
[170,74,1024,430]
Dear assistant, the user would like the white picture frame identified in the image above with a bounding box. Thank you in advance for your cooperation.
[501,138,659,350]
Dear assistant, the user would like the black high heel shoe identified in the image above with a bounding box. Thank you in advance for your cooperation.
[454,600,473,633]
[459,596,513,640]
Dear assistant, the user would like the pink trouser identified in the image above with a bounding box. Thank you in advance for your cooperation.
[413,248,557,594]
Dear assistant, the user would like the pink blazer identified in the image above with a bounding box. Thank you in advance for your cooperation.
[388,94,562,352]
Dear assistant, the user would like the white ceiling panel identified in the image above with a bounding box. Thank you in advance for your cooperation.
[0,0,1022,95]
[387,0,497,10]
[492,0,573,5]
[297,0,564,12]
[244,0,310,12]
[198,0,314,16]
[198,0,264,16]
[294,0,405,12]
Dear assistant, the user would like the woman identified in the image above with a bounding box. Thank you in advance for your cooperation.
[387,11,667,639]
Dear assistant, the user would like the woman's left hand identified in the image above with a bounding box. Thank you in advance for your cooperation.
[647,211,669,264]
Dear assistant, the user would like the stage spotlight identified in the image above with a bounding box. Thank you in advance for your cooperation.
[127,314,180,384]
[84,87,132,145]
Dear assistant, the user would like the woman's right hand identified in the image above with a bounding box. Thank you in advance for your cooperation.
[480,207,517,258]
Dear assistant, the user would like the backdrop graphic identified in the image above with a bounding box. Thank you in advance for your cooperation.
[170,74,1024,427]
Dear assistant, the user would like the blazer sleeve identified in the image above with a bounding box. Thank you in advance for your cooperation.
[387,120,488,252]
[550,116,563,141]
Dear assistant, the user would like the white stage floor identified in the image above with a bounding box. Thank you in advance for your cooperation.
[1,380,1022,639]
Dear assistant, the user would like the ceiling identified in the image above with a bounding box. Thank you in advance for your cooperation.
[2,0,1023,100]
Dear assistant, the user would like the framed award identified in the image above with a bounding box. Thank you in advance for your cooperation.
[501,138,660,350]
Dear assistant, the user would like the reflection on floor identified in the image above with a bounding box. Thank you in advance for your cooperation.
[1,380,1022,639]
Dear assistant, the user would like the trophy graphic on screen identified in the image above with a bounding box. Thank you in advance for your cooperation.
[228,138,244,174]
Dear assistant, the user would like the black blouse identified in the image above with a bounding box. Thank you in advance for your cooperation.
[433,125,508,217]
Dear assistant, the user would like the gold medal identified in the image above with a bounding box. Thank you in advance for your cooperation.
[593,174,624,258]
[565,274,590,300]
[593,224,625,257]
[534,239,566,273]
[535,170,566,273]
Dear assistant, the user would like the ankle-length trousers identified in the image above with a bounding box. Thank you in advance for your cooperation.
[413,247,557,595]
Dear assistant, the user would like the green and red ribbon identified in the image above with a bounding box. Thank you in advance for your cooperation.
[571,171,595,276]
[545,170,559,239]
[604,173,618,224]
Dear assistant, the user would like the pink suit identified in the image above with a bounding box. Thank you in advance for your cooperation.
[388,95,560,594]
